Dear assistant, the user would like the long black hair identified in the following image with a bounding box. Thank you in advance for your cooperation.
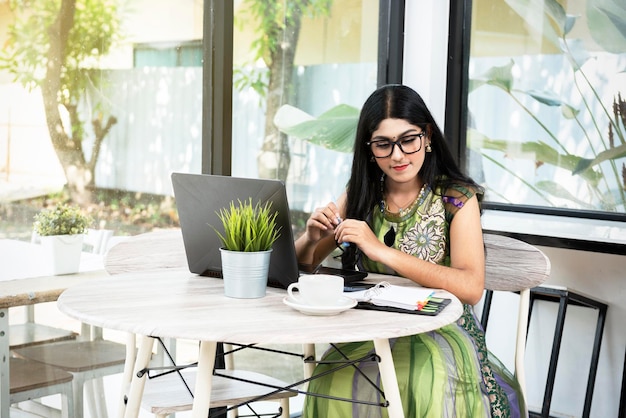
[342,84,481,268]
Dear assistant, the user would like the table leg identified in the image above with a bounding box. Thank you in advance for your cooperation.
[117,332,137,418]
[0,308,9,418]
[302,343,316,389]
[191,341,217,418]
[373,338,405,418]
[123,335,155,418]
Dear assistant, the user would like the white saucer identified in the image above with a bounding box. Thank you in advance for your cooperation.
[283,295,357,316]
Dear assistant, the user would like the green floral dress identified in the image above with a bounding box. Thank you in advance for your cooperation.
[302,184,524,418]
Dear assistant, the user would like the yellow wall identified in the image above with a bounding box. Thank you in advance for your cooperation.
[470,0,602,57]
[233,0,378,66]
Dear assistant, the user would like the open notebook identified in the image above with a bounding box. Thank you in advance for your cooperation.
[171,172,367,289]
[348,281,451,316]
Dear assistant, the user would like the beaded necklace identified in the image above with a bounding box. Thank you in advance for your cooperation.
[378,174,430,216]
[378,174,431,247]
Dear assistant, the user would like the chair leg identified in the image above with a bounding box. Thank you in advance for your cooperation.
[541,294,569,417]
[87,377,109,418]
[62,389,74,418]
[583,304,607,418]
[515,289,530,406]
[86,379,98,417]
[71,374,86,418]
[618,348,626,418]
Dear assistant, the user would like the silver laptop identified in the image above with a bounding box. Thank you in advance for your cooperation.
[171,172,367,289]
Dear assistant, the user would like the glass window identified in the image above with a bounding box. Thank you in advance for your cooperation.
[0,0,202,239]
[466,0,626,217]
[232,0,379,231]
[134,40,203,67]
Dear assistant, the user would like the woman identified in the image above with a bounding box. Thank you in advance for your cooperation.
[295,85,523,417]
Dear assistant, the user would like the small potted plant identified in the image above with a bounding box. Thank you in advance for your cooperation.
[33,203,92,275]
[213,198,281,298]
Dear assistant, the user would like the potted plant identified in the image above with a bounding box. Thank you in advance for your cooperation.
[213,198,281,298]
[33,203,92,275]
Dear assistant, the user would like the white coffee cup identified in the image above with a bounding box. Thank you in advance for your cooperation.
[287,274,344,306]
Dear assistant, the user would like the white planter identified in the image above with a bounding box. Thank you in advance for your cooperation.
[40,234,84,275]
[219,248,272,298]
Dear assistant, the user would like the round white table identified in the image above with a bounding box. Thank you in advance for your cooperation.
[58,268,462,418]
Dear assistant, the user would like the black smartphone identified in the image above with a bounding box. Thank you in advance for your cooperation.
[343,281,376,292]
[298,263,368,283]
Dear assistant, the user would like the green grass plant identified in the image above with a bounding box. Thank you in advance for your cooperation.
[214,198,281,252]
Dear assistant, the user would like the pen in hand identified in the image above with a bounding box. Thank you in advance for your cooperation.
[335,215,350,248]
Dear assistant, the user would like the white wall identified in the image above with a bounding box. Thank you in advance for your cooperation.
[402,0,450,128]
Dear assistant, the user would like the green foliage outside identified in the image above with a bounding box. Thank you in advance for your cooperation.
[0,0,123,203]
[213,199,281,252]
[275,0,626,213]
[468,0,626,211]
[33,203,92,236]
[234,0,333,182]
[1,0,122,102]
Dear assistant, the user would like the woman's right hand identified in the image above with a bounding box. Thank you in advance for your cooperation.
[304,201,342,243]
[295,193,347,266]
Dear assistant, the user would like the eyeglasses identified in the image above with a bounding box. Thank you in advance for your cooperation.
[366,132,425,158]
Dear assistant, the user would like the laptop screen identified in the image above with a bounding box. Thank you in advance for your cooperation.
[171,172,301,289]
[172,172,368,289]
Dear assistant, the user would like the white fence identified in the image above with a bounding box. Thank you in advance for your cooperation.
[1,64,376,211]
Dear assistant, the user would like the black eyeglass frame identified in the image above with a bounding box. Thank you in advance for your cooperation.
[366,132,425,158]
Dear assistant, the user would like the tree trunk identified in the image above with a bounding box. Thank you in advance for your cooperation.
[256,8,304,181]
[42,0,117,205]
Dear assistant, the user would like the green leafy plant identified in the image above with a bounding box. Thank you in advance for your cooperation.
[213,199,281,252]
[33,204,92,236]
[467,0,626,211]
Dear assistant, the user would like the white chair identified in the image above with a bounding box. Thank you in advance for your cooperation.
[13,229,127,418]
[9,357,74,418]
[13,337,127,418]
[480,232,551,402]
[10,232,80,349]
[83,228,114,255]
[106,230,297,417]
[12,229,115,350]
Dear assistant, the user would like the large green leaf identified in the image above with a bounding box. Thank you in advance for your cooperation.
[471,60,515,93]
[467,128,602,186]
[573,143,626,174]
[561,103,580,119]
[525,89,562,106]
[587,0,626,53]
[274,104,359,153]
[563,38,593,71]
[535,181,597,209]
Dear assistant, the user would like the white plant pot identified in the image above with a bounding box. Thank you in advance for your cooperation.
[40,234,84,275]
[219,248,272,299]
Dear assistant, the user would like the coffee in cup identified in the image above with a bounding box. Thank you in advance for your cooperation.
[287,274,344,306]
